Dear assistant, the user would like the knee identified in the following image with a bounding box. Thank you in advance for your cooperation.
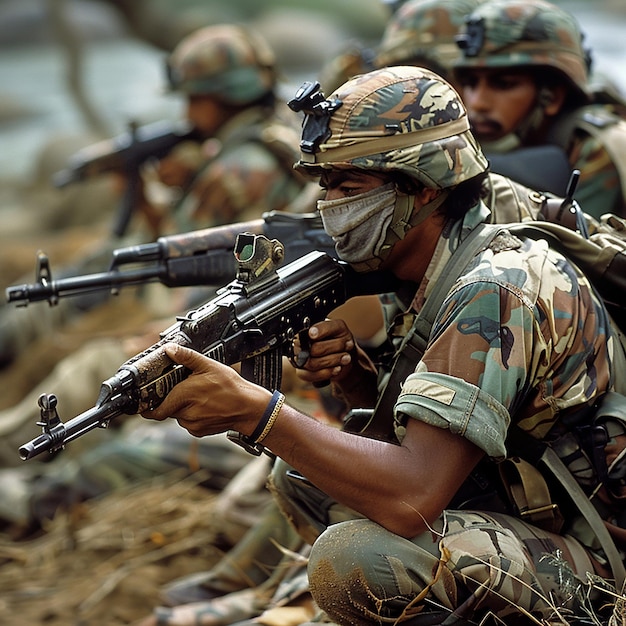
[308,519,406,622]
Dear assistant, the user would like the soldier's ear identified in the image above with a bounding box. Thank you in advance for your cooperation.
[542,84,568,116]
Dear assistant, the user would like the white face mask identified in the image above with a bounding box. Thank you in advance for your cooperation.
[318,183,410,272]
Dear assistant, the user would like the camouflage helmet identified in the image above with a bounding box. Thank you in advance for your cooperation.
[291,65,488,190]
[454,0,590,100]
[375,0,484,74]
[166,24,277,105]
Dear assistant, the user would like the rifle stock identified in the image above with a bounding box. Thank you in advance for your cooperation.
[18,233,395,461]
[6,212,336,307]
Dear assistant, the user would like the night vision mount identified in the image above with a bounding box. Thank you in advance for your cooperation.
[455,17,485,58]
[288,81,342,154]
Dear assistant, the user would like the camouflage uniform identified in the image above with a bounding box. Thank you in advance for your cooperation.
[265,66,622,625]
[453,0,626,219]
[0,24,308,535]
[160,24,305,231]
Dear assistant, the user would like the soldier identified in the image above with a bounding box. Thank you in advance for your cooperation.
[139,65,625,625]
[0,22,306,373]
[144,23,305,233]
[317,0,482,96]
[137,5,609,621]
[453,0,626,218]
[374,0,484,82]
[0,23,310,536]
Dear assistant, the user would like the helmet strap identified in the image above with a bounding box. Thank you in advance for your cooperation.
[387,187,449,242]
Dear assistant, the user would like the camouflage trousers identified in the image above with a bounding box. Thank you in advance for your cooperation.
[269,459,602,626]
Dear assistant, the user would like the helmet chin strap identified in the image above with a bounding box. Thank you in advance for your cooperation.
[479,85,555,154]
[381,187,449,256]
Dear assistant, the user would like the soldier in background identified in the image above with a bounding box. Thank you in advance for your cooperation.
[374,0,484,83]
[140,23,305,234]
[453,0,626,218]
[0,23,310,536]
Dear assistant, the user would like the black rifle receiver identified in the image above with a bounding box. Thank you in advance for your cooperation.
[18,233,396,460]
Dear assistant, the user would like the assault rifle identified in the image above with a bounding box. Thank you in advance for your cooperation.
[53,120,202,237]
[6,211,336,307]
[18,233,396,461]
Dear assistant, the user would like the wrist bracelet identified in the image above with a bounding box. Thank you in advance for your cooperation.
[255,392,285,444]
[250,390,284,443]
[227,390,285,456]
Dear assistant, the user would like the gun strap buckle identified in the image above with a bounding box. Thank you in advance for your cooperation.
[227,430,265,456]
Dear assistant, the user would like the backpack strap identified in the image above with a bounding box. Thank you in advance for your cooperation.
[356,222,501,441]
[508,425,626,590]
[498,456,564,533]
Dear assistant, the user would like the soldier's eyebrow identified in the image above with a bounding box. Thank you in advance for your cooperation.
[320,171,350,188]
[321,170,380,188]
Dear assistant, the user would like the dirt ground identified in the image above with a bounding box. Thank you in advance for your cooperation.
[0,471,228,625]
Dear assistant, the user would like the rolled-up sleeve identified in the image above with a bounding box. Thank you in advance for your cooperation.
[394,371,510,460]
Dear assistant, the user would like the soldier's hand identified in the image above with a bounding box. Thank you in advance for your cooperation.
[141,343,270,439]
[291,319,357,383]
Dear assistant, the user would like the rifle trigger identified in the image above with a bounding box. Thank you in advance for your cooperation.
[291,329,310,368]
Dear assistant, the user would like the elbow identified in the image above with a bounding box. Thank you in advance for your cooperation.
[373,498,444,539]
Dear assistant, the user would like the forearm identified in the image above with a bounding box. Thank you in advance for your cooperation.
[259,403,453,538]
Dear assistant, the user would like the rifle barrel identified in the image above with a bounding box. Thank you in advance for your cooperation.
[6,267,163,306]
[19,397,129,460]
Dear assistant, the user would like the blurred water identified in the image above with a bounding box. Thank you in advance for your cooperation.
[0,38,185,182]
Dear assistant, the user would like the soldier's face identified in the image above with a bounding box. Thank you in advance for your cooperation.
[186,95,230,137]
[456,68,539,142]
[319,169,389,200]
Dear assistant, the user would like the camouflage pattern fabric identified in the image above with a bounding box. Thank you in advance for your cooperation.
[375,0,484,75]
[565,106,626,218]
[452,0,626,219]
[266,199,619,624]
[171,103,305,231]
[295,66,488,191]
[166,24,276,105]
[393,201,613,455]
[307,511,600,625]
[453,0,589,99]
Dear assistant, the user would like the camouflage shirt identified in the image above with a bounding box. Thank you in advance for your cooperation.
[390,201,615,461]
[173,103,305,230]
[567,107,625,220]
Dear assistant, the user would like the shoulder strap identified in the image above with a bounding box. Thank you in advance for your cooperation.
[508,425,626,590]
[359,222,501,441]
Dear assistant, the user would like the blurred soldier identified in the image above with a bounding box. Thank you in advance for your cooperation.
[144,23,305,233]
[318,0,482,96]
[0,23,306,373]
[374,0,484,82]
[453,0,626,218]
[0,23,310,537]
